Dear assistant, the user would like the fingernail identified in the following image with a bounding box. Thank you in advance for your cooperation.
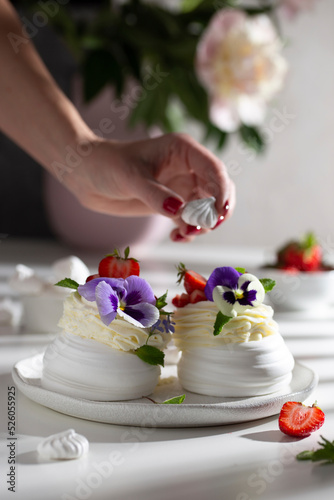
[222,200,230,217]
[213,216,225,229]
[172,232,186,242]
[185,224,201,235]
[163,197,184,215]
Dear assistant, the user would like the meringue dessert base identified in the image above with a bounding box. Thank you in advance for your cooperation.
[41,332,160,401]
[177,334,295,397]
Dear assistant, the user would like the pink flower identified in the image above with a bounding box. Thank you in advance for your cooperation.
[196,9,287,132]
[279,0,318,19]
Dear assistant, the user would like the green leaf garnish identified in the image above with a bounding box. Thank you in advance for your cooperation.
[124,246,130,259]
[296,436,334,464]
[156,291,168,310]
[55,278,79,290]
[235,267,246,274]
[135,345,165,367]
[162,394,186,405]
[259,278,276,293]
[213,311,232,336]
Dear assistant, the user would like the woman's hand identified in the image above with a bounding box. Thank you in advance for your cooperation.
[61,133,235,242]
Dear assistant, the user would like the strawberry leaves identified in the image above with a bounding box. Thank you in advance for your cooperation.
[296,436,334,464]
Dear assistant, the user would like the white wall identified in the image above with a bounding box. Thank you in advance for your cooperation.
[191,0,334,252]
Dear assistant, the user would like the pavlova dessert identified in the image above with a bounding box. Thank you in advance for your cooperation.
[172,264,295,397]
[41,249,173,401]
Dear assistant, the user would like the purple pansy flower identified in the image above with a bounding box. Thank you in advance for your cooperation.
[78,276,159,328]
[205,267,265,317]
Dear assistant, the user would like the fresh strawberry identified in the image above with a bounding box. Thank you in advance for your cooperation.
[189,289,207,304]
[98,247,140,279]
[279,401,325,438]
[172,293,190,308]
[85,273,100,282]
[277,233,322,272]
[176,263,207,294]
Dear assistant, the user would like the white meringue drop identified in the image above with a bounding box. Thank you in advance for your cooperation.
[51,256,90,285]
[37,429,89,460]
[181,197,219,229]
[9,264,44,295]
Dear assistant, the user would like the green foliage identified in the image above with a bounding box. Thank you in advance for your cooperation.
[259,278,276,293]
[22,0,277,153]
[213,311,232,336]
[135,345,165,367]
[296,436,334,464]
[55,278,79,290]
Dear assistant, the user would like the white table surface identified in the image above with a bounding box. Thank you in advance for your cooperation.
[1,239,334,500]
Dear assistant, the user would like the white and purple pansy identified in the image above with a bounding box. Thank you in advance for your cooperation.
[77,276,159,328]
[205,267,269,335]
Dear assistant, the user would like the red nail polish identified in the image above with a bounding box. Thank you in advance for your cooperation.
[173,232,186,242]
[163,197,183,215]
[213,216,225,229]
[185,224,201,235]
[222,200,230,217]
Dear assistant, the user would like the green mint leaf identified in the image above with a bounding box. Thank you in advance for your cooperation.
[135,345,165,367]
[235,267,246,274]
[55,278,79,290]
[156,291,168,310]
[213,311,232,336]
[162,394,186,405]
[296,436,334,464]
[259,278,276,293]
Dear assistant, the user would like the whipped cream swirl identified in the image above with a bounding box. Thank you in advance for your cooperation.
[58,292,171,352]
[37,429,89,460]
[173,301,279,349]
[181,197,219,229]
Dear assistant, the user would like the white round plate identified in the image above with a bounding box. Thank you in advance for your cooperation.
[12,354,318,428]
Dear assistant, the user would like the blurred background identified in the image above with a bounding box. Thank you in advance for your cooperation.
[1,0,333,252]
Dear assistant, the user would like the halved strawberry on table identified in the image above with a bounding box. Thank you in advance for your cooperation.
[279,401,325,438]
[98,247,140,279]
[172,263,207,308]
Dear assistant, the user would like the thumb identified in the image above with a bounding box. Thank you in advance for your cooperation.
[129,176,185,218]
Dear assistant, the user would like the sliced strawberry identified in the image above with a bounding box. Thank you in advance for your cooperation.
[189,289,207,304]
[98,247,140,279]
[172,293,190,308]
[176,263,207,294]
[85,273,100,282]
[279,401,325,438]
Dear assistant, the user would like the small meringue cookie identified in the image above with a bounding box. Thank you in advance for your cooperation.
[9,264,44,295]
[51,256,90,285]
[181,197,219,229]
[37,429,89,460]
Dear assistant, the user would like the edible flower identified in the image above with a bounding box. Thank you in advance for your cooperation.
[77,276,159,328]
[205,267,274,335]
[205,267,265,317]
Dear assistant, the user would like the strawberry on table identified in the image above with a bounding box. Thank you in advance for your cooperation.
[279,401,325,438]
[98,247,140,279]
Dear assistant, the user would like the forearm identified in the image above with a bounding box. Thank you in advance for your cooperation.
[0,0,94,174]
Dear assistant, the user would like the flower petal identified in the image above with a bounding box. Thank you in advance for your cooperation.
[95,281,119,326]
[119,303,159,328]
[78,277,124,302]
[238,273,265,306]
[212,286,237,317]
[123,276,156,306]
[205,267,242,301]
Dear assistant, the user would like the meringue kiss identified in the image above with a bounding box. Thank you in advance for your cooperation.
[181,197,219,229]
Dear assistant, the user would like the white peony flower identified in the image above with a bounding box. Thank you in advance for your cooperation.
[196,9,288,132]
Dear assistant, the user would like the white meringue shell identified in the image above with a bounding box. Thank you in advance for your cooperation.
[181,197,219,229]
[37,429,89,460]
